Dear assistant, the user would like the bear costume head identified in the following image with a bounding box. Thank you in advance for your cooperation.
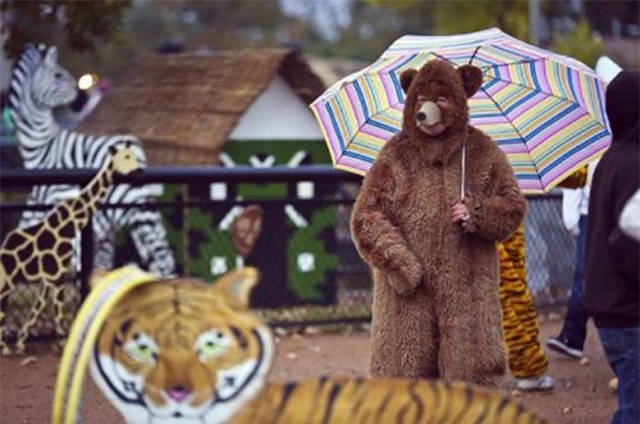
[400,60,483,142]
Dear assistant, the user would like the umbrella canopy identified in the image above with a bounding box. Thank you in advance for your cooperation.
[310,28,611,194]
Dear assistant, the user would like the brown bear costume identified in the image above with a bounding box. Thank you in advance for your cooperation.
[351,60,526,387]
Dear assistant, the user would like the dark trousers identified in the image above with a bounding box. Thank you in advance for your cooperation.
[560,215,589,348]
[598,327,640,424]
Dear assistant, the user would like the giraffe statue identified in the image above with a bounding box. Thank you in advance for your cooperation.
[0,142,142,355]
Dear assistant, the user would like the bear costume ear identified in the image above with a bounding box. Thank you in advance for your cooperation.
[400,68,418,94]
[457,65,483,98]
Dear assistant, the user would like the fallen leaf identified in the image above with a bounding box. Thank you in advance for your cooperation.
[274,327,288,337]
[20,357,36,366]
[548,312,562,321]
[304,326,321,336]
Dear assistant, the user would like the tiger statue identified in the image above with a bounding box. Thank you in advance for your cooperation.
[54,267,547,424]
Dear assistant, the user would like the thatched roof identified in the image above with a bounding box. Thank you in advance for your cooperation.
[306,56,369,86]
[78,48,326,165]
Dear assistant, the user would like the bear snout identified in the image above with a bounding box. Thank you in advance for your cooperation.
[415,101,445,136]
[415,101,441,127]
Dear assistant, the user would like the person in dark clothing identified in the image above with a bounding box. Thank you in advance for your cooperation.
[547,165,593,359]
[585,69,640,424]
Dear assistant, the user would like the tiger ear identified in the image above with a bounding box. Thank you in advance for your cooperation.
[212,267,260,306]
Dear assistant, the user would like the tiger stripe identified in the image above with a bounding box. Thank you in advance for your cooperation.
[232,376,546,423]
[498,225,549,379]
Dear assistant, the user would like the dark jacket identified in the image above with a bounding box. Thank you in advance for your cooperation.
[584,70,640,328]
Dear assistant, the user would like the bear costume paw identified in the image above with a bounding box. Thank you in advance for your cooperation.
[387,247,423,295]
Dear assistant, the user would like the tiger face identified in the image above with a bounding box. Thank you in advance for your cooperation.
[89,268,274,424]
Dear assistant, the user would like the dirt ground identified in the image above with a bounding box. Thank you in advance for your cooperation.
[0,319,616,424]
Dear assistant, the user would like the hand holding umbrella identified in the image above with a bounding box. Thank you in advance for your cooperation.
[452,201,471,227]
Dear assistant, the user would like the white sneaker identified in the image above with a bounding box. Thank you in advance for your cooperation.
[515,375,555,391]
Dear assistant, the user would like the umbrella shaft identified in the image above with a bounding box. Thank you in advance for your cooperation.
[461,140,466,200]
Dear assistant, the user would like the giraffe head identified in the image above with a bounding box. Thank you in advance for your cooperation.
[109,141,143,177]
[31,46,78,108]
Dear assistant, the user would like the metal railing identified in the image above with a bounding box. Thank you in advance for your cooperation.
[0,166,576,335]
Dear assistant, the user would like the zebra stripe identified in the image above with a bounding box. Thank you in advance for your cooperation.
[9,44,175,276]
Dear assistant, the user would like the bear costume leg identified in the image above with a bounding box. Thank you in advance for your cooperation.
[369,272,440,379]
[435,273,506,388]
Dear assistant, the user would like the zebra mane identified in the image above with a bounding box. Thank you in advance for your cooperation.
[8,43,47,112]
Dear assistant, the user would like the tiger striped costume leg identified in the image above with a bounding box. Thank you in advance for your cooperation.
[499,225,550,381]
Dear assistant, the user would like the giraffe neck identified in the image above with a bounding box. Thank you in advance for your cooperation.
[74,161,115,220]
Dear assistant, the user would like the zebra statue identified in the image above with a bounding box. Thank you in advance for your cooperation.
[8,44,175,277]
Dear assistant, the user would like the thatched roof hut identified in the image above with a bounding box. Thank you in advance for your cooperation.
[78,48,326,165]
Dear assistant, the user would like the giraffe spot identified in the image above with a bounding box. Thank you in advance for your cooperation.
[40,254,61,278]
[49,211,60,228]
[4,231,28,250]
[56,241,73,257]
[1,253,17,273]
[91,182,101,197]
[25,256,39,275]
[17,243,34,262]
[11,266,28,283]
[58,206,70,221]
[22,224,40,237]
[37,230,56,251]
[59,221,75,239]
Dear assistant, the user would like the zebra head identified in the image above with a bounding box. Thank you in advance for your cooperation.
[30,45,78,108]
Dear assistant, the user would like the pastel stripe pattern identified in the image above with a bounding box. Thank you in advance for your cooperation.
[310,27,611,194]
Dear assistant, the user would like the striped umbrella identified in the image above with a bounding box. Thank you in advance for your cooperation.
[310,28,611,194]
